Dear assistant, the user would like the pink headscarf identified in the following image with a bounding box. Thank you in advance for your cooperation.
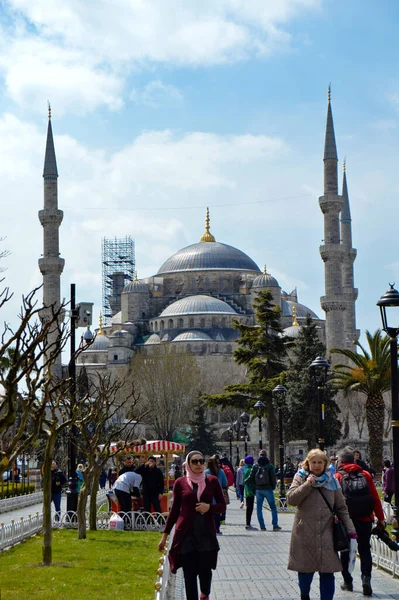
[184,450,206,501]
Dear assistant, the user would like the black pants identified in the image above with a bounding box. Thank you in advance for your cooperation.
[246,495,255,527]
[180,551,213,600]
[144,492,161,513]
[115,489,132,527]
[341,519,373,580]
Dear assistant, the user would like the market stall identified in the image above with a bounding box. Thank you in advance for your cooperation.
[107,440,185,513]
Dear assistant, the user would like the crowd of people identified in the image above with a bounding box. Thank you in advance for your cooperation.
[156,446,392,600]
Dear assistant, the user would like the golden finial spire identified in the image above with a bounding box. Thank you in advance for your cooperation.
[328,84,331,103]
[292,305,299,327]
[134,272,139,282]
[48,101,51,119]
[200,207,216,243]
[263,265,267,275]
[99,313,104,334]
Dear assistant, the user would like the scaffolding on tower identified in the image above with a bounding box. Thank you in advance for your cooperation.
[101,236,135,322]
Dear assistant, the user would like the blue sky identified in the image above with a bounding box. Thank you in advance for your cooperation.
[0,0,398,341]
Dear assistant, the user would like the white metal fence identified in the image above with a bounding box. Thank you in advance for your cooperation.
[0,491,43,513]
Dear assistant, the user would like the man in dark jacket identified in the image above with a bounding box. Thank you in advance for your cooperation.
[252,455,280,531]
[335,447,385,596]
[119,455,136,475]
[51,460,66,521]
[136,456,164,513]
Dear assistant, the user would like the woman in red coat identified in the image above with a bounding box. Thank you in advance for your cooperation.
[158,450,225,600]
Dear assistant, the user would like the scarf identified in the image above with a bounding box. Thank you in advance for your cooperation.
[298,467,339,490]
[184,450,206,501]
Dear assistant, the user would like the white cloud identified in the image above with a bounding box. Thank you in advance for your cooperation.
[130,80,184,108]
[0,0,321,113]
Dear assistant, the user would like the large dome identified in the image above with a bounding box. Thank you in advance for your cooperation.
[157,242,261,275]
[159,295,237,317]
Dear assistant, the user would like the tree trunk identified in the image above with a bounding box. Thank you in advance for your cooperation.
[366,394,385,471]
[89,469,100,531]
[42,433,57,566]
[77,484,89,539]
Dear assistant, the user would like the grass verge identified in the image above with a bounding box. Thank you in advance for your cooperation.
[0,529,160,600]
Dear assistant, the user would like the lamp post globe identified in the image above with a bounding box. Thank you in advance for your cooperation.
[272,384,287,505]
[240,412,250,456]
[309,356,330,452]
[377,284,399,541]
[254,400,266,450]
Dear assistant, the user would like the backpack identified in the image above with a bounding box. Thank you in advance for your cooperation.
[222,464,234,487]
[255,465,270,487]
[340,471,375,518]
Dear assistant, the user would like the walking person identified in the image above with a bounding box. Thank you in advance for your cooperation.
[382,459,395,505]
[236,459,245,508]
[158,450,225,600]
[287,448,356,600]
[205,455,228,534]
[335,446,385,596]
[252,454,281,531]
[50,460,66,522]
[242,455,257,530]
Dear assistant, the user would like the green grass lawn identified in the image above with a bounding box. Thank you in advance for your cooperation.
[0,529,161,600]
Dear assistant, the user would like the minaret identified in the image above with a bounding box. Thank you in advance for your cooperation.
[340,161,358,349]
[38,105,65,376]
[319,87,346,357]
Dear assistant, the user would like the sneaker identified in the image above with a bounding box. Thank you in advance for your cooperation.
[362,576,372,596]
[260,528,266,531]
[245,525,258,530]
[240,501,244,509]
[341,580,353,592]
[273,525,282,531]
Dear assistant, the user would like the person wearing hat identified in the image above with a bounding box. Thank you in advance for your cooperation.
[158,450,225,600]
[136,455,165,513]
[242,455,257,530]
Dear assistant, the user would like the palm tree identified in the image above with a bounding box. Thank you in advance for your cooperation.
[331,330,391,471]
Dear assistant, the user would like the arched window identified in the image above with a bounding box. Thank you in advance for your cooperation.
[200,318,205,328]
[178,318,184,328]
[215,344,219,353]
[155,321,158,330]
[226,344,232,353]
[189,317,194,328]
[168,319,173,329]
[160,320,164,331]
[142,311,146,318]
[221,317,227,327]
[211,317,217,328]
[150,322,154,331]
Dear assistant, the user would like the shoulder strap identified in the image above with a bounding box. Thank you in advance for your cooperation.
[317,487,335,514]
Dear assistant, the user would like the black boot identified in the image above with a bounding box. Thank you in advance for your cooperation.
[300,595,310,600]
[362,575,372,596]
[341,576,353,592]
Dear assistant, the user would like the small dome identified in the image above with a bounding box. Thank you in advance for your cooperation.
[159,295,236,317]
[173,331,212,342]
[144,333,161,345]
[123,279,148,293]
[110,330,125,338]
[281,325,302,339]
[281,300,319,320]
[87,332,109,350]
[252,267,279,288]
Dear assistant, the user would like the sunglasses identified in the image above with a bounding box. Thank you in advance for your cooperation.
[190,458,205,465]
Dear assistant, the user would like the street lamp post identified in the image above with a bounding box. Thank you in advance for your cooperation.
[377,284,399,541]
[227,426,233,463]
[233,420,241,466]
[309,356,330,452]
[273,384,287,505]
[254,400,266,450]
[240,412,250,457]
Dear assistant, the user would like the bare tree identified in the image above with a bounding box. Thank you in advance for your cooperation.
[0,286,68,478]
[72,373,149,539]
[131,344,200,440]
[0,237,10,273]
[348,393,367,440]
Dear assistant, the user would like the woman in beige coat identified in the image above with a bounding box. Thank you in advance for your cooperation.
[287,449,356,600]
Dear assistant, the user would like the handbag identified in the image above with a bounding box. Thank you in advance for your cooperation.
[222,487,230,505]
[317,488,349,553]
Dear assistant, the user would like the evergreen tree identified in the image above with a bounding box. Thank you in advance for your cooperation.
[284,315,341,450]
[188,404,220,456]
[202,290,287,458]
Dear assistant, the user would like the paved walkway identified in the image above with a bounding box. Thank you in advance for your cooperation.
[168,494,399,599]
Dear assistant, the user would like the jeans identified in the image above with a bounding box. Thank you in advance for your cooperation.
[341,519,373,580]
[51,492,62,521]
[298,572,335,600]
[238,485,244,502]
[256,489,278,529]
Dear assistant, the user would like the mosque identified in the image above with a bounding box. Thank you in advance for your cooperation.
[39,91,358,388]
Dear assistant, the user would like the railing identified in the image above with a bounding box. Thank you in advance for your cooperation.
[155,535,172,600]
[0,491,43,513]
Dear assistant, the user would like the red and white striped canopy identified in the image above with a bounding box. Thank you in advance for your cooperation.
[109,440,186,454]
